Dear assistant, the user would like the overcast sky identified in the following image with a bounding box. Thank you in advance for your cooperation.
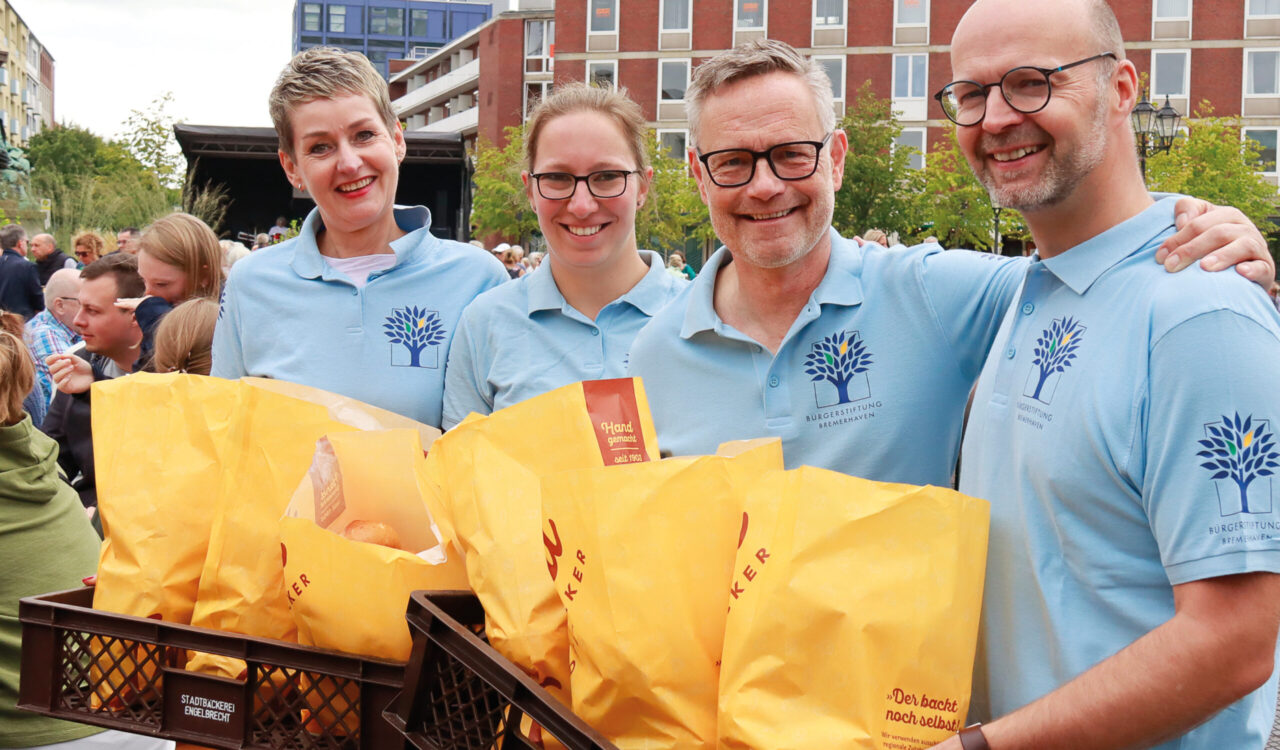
[17,0,295,138]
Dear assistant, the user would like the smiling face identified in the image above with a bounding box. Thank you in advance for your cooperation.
[138,249,191,305]
[951,0,1116,214]
[522,109,650,272]
[690,71,846,271]
[278,92,406,239]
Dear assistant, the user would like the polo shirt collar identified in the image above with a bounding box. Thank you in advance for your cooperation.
[289,205,433,281]
[678,228,864,339]
[527,250,673,316]
[1039,197,1177,296]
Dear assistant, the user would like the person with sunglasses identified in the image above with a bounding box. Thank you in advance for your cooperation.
[627,38,1273,488]
[440,83,686,428]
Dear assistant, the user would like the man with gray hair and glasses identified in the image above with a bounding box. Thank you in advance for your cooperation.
[627,38,1272,490]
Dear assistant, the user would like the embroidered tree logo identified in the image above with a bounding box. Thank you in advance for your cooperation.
[383,306,446,368]
[804,330,872,405]
[1029,316,1084,401]
[1198,413,1279,514]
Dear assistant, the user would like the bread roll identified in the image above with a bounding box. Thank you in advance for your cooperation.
[341,520,402,550]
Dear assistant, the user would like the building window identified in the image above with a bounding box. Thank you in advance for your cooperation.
[894,128,926,170]
[588,60,617,89]
[526,19,554,72]
[657,129,687,159]
[1245,128,1279,173]
[893,54,927,99]
[411,9,430,37]
[526,81,552,117]
[590,0,617,33]
[815,56,845,113]
[1155,0,1191,18]
[1247,49,1280,94]
[662,0,691,31]
[367,40,405,75]
[329,5,347,33]
[1152,50,1189,98]
[1250,0,1280,16]
[302,2,322,32]
[736,0,765,29]
[815,0,844,26]
[895,0,927,25]
[660,59,689,101]
[370,7,405,36]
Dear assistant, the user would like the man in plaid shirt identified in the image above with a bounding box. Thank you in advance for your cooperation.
[23,268,82,413]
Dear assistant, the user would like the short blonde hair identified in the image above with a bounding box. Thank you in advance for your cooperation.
[686,39,835,150]
[269,46,398,157]
[153,298,220,375]
[523,82,650,176]
[73,230,105,261]
[139,213,225,302]
[0,313,33,426]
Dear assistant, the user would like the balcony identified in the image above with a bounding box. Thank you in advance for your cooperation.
[393,57,480,118]
[413,106,478,135]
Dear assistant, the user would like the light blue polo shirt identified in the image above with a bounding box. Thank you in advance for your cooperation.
[441,250,685,430]
[211,205,509,426]
[627,230,1026,485]
[960,197,1280,749]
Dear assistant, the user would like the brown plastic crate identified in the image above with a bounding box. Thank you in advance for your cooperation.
[19,586,406,749]
[385,591,618,750]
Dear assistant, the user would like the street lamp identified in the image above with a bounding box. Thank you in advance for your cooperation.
[1130,90,1182,179]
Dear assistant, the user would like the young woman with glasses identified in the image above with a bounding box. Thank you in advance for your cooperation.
[441,83,687,428]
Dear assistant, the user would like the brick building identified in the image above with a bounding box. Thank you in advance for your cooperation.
[549,0,1280,182]
[392,1,1280,205]
[390,7,554,149]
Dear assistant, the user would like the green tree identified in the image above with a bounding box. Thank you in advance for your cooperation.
[1145,101,1280,239]
[26,124,170,249]
[181,159,232,235]
[635,137,714,253]
[832,81,924,239]
[118,92,186,192]
[913,128,1025,251]
[469,126,539,241]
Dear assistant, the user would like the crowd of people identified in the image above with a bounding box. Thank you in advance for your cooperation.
[5,1,1280,747]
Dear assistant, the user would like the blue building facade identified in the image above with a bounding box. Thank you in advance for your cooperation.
[293,0,492,77]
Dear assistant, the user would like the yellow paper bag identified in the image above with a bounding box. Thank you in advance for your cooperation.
[718,467,990,750]
[279,430,467,736]
[89,373,243,709]
[281,429,470,660]
[426,378,660,708]
[540,439,782,750]
[188,379,441,680]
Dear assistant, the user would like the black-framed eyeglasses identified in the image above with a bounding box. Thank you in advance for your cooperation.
[529,169,639,200]
[933,52,1117,127]
[696,132,834,188]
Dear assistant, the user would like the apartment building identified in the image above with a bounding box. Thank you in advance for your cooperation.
[390,7,555,148]
[293,0,493,78]
[0,1,53,146]
[548,0,1280,181]
[391,0,1280,188]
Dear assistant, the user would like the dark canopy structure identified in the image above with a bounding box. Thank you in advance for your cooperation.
[174,124,472,242]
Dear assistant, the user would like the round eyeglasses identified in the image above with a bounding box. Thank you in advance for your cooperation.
[933,52,1117,127]
[529,170,639,200]
[696,133,834,188]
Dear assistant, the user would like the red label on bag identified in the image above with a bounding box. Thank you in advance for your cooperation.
[582,378,650,466]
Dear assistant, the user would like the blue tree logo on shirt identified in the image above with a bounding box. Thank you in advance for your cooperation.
[383,305,446,368]
[1024,316,1085,404]
[805,330,872,408]
[1198,413,1279,516]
